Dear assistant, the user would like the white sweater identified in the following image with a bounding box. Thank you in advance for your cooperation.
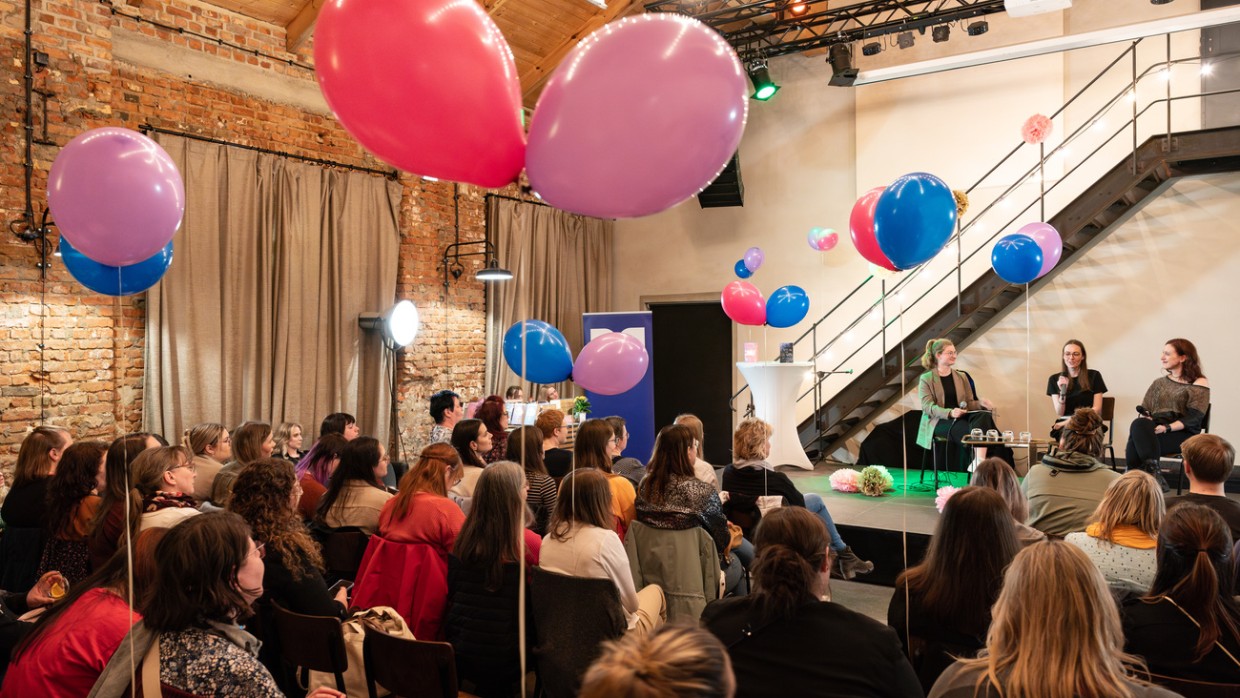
[540,522,641,628]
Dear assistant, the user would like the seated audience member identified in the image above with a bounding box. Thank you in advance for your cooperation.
[316,436,393,534]
[928,541,1177,698]
[273,422,304,463]
[1023,407,1118,537]
[704,507,920,698]
[675,413,719,489]
[320,412,360,441]
[1122,504,1240,685]
[538,386,561,403]
[1,426,72,530]
[1066,470,1164,597]
[970,458,1045,546]
[428,389,463,445]
[575,420,637,537]
[537,409,573,480]
[1125,338,1209,491]
[88,433,160,569]
[505,385,524,402]
[449,418,490,500]
[1048,339,1108,440]
[475,395,510,465]
[41,441,108,583]
[606,416,646,487]
[446,462,540,697]
[90,513,344,698]
[378,443,466,549]
[637,425,745,596]
[1167,433,1240,541]
[293,434,346,522]
[1,531,161,698]
[579,624,735,698]
[210,421,275,508]
[541,469,666,636]
[181,423,231,502]
[509,426,556,535]
[917,338,1000,468]
[889,487,1020,692]
[722,418,872,579]
[130,446,201,532]
[0,571,65,672]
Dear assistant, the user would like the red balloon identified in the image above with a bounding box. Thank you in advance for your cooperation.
[314,0,525,188]
[722,281,766,326]
[850,186,898,271]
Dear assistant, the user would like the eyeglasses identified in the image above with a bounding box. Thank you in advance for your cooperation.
[169,462,196,473]
[250,542,266,560]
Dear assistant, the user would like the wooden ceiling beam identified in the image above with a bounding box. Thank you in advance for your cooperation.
[285,0,325,53]
[518,0,645,106]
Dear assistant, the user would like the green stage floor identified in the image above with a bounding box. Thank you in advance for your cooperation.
[794,466,973,500]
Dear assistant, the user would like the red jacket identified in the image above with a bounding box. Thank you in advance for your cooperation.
[352,536,450,641]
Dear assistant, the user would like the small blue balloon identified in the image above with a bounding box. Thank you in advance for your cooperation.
[874,172,957,270]
[734,259,753,279]
[60,236,173,296]
[503,320,574,385]
[766,285,809,328]
[991,234,1044,284]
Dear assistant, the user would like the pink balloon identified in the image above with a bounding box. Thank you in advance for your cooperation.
[1019,222,1063,278]
[574,332,650,396]
[849,186,897,271]
[721,281,766,326]
[527,14,748,218]
[48,128,184,267]
[808,227,838,251]
[315,0,525,188]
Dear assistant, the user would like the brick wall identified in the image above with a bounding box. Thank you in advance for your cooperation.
[0,0,499,463]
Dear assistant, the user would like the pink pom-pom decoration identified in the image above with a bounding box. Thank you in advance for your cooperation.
[829,468,860,493]
[1021,114,1052,145]
[935,485,960,513]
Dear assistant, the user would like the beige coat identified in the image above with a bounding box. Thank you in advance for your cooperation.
[916,369,981,449]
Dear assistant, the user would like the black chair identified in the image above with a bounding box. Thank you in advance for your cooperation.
[528,567,626,698]
[322,529,370,583]
[1147,673,1240,698]
[0,527,45,592]
[1160,404,1211,495]
[362,625,468,698]
[270,601,349,693]
[1100,396,1117,469]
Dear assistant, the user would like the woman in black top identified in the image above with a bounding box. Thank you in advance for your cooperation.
[1,427,72,529]
[1047,339,1108,439]
[1125,338,1210,487]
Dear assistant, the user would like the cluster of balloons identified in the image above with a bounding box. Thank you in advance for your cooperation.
[721,281,809,328]
[502,320,649,396]
[991,222,1063,284]
[315,1,748,219]
[807,227,838,252]
[733,247,763,279]
[850,173,957,272]
[47,128,184,296]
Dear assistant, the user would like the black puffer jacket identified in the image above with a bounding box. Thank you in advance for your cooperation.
[445,557,530,698]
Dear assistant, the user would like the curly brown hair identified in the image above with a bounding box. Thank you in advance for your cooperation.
[229,458,323,580]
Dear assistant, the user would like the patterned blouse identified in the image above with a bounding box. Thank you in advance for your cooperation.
[1140,376,1210,432]
[635,474,731,565]
[158,626,282,697]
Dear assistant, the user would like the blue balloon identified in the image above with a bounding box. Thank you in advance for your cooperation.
[734,259,752,279]
[766,285,809,328]
[503,320,574,384]
[874,172,957,270]
[60,236,173,296]
[991,234,1044,284]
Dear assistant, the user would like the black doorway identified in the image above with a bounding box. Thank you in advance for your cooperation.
[650,301,733,465]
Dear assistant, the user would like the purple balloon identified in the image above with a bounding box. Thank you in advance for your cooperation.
[573,332,650,396]
[48,128,184,267]
[1019,222,1062,278]
[526,14,748,219]
[743,246,764,273]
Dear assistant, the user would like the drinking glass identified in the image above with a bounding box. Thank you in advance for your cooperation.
[1002,430,1014,442]
[970,428,983,440]
[986,429,999,441]
[1019,431,1032,443]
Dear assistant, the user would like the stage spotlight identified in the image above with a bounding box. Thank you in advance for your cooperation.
[789,2,808,15]
[747,60,780,101]
[359,300,420,349]
[828,43,858,87]
[862,42,882,56]
[897,31,915,49]
[932,25,950,43]
[967,21,989,36]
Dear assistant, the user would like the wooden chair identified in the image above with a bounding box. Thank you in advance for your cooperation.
[322,529,370,582]
[1160,404,1211,495]
[270,601,349,693]
[362,624,472,698]
[1100,396,1117,469]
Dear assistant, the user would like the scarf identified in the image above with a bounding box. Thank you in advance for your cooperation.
[142,491,198,513]
[87,620,262,698]
[1085,522,1157,549]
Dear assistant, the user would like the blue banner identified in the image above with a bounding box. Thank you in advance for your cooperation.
[581,312,655,462]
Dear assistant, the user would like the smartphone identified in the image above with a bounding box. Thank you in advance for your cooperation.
[328,580,353,596]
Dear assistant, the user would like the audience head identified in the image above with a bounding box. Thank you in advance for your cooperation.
[732,418,772,462]
[1057,407,1105,457]
[674,414,706,460]
[538,386,560,402]
[430,389,462,427]
[316,436,386,522]
[46,441,108,537]
[640,425,696,504]
[1164,337,1204,382]
[920,338,955,371]
[475,395,508,434]
[505,385,524,402]
[604,416,629,456]
[970,458,1029,523]
[294,433,347,487]
[508,425,547,477]
[453,461,531,591]
[231,421,274,465]
[1147,504,1240,661]
[535,409,568,444]
[99,432,161,505]
[13,426,72,487]
[574,419,615,474]
[142,511,262,631]
[230,458,321,577]
[130,446,195,497]
[392,443,462,517]
[1090,470,1164,543]
[750,507,830,622]
[273,422,303,456]
[579,623,736,698]
[182,423,231,463]
[1182,433,1235,485]
[548,469,613,540]
[320,412,359,440]
[451,418,490,469]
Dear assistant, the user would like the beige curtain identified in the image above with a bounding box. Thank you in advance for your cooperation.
[485,197,613,397]
[144,135,401,445]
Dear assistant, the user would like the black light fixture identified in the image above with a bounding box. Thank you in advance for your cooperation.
[441,184,513,290]
[827,43,858,87]
[1149,0,1173,4]
[862,41,882,56]
[746,59,780,101]
[967,21,989,36]
[932,25,950,43]
[897,31,915,49]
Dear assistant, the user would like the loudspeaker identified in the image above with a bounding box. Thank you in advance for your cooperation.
[697,152,744,208]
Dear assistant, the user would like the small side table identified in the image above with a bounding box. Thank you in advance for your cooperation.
[961,437,1056,473]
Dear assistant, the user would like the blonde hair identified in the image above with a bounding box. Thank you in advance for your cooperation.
[921,338,954,370]
[182,423,226,457]
[674,414,705,460]
[733,418,772,462]
[1090,470,1164,542]
[964,540,1149,698]
[579,623,734,698]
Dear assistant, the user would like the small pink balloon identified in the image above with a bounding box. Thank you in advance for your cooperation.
[527,14,748,218]
[721,280,766,326]
[808,227,838,252]
[574,332,650,396]
[48,128,184,267]
[1019,221,1062,278]
[850,186,897,271]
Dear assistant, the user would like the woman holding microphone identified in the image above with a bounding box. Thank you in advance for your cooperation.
[917,338,999,469]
